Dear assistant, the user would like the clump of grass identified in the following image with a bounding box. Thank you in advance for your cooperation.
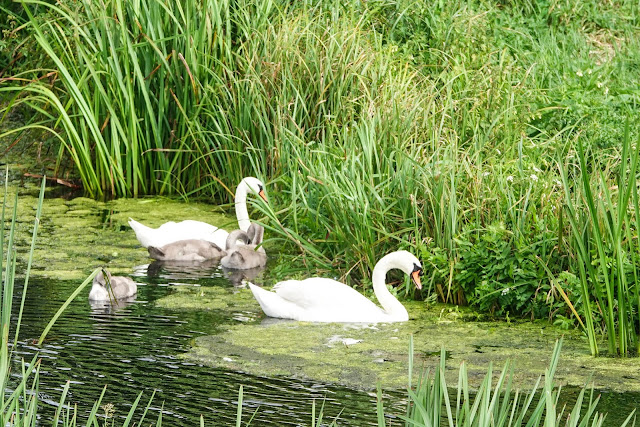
[560,123,640,357]
[1,0,241,198]
[1,172,43,426]
[392,337,637,427]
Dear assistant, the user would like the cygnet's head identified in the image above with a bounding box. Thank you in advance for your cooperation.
[93,269,111,287]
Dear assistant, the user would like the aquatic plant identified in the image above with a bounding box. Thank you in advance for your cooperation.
[392,337,637,427]
[1,0,243,198]
[559,124,640,357]
[0,173,43,426]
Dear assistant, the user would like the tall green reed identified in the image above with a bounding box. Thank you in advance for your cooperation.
[394,338,636,427]
[1,173,44,426]
[560,125,640,356]
[2,0,238,198]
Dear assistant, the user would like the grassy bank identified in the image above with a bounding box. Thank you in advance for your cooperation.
[2,0,640,354]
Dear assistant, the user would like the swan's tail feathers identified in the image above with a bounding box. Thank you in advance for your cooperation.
[248,283,301,320]
[128,218,153,248]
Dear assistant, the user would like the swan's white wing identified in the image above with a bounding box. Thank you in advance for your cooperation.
[155,220,218,234]
[129,218,228,248]
[249,283,307,320]
[271,278,387,322]
[273,278,366,308]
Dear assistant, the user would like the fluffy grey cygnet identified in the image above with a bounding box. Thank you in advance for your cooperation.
[89,270,137,301]
[220,224,267,270]
[147,239,225,261]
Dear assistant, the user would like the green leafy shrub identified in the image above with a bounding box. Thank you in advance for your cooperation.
[456,222,550,317]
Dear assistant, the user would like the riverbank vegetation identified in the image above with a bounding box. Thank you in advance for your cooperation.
[2,0,640,356]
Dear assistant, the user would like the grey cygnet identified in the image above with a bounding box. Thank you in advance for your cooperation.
[220,224,267,270]
[147,239,225,261]
[89,270,138,301]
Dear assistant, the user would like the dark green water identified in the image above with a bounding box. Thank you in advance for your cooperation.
[9,263,405,425]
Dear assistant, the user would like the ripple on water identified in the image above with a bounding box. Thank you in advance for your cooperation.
[10,267,397,426]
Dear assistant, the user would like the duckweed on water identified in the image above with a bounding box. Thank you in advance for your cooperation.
[153,284,640,392]
[155,285,259,312]
[0,181,236,279]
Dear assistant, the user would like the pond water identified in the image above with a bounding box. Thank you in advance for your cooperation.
[10,266,404,425]
[10,268,640,426]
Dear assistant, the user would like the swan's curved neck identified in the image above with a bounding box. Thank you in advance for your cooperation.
[226,230,250,250]
[371,253,409,320]
[235,181,251,231]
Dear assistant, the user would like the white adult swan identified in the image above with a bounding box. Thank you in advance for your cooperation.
[249,250,422,323]
[128,177,267,248]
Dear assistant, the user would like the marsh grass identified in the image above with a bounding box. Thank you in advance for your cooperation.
[395,337,637,427]
[560,124,640,356]
[2,0,238,198]
[1,173,43,426]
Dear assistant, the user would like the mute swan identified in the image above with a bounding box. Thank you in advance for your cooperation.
[248,250,422,322]
[220,224,267,270]
[147,239,225,261]
[128,177,267,248]
[89,270,138,301]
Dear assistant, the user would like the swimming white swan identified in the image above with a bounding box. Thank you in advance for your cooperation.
[220,224,267,270]
[89,270,138,301]
[128,177,267,248]
[249,250,422,323]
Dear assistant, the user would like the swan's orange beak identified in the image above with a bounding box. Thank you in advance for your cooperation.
[258,188,268,203]
[411,269,422,290]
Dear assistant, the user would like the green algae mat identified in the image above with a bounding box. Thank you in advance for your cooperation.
[157,285,640,393]
[0,177,233,279]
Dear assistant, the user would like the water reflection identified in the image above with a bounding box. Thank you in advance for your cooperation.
[137,259,267,287]
[10,270,394,425]
[221,265,266,286]
[88,296,139,315]
[141,259,222,279]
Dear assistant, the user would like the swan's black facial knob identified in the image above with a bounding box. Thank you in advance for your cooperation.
[411,263,423,290]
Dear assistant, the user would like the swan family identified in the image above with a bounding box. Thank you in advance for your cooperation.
[98,176,422,324]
